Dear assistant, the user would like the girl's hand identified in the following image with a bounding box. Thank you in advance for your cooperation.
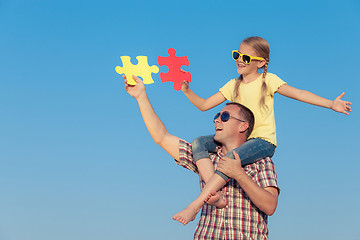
[180,69,190,92]
[123,75,145,99]
[181,80,190,92]
[331,92,352,115]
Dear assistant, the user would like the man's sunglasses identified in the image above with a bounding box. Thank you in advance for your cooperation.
[232,50,265,64]
[214,111,245,123]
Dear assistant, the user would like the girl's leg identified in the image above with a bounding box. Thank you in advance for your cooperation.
[192,135,218,161]
[172,173,226,225]
[173,136,224,225]
[226,138,276,165]
[215,138,276,181]
[173,138,276,225]
[192,135,219,183]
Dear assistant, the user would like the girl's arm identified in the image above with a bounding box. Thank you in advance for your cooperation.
[181,81,226,111]
[277,84,352,115]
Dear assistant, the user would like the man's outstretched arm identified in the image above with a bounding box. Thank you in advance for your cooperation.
[124,75,180,160]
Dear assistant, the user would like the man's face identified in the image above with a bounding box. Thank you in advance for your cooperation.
[213,105,245,144]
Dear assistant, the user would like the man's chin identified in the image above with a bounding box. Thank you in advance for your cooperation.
[213,135,221,143]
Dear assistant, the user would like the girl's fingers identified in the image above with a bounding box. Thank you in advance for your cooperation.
[338,92,345,99]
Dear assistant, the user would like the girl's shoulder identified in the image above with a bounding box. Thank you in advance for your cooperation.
[265,72,287,93]
[265,72,281,79]
[265,72,284,83]
[221,78,238,87]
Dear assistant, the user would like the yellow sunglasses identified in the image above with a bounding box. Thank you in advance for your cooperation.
[232,50,265,64]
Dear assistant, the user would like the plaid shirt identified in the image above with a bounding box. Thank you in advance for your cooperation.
[175,140,279,240]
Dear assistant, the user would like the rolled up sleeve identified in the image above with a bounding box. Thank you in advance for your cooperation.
[175,139,199,174]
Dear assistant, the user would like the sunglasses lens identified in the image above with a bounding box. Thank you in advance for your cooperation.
[214,113,220,121]
[243,55,251,64]
[220,112,230,122]
[233,51,240,60]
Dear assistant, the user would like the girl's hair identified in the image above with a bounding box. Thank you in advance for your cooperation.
[233,36,270,110]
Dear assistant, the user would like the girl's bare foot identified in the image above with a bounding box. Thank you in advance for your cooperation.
[172,205,199,225]
[205,190,226,209]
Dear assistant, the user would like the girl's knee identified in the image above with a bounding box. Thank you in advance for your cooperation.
[191,137,204,152]
[225,151,235,159]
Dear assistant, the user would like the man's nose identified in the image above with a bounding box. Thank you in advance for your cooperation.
[214,116,221,123]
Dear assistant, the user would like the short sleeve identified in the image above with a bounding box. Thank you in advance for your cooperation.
[219,79,237,101]
[175,139,199,174]
[257,157,280,193]
[266,73,286,96]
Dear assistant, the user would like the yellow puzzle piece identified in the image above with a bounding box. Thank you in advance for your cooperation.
[115,56,159,85]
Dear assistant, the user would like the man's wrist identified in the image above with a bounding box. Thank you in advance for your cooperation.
[136,92,148,102]
[233,167,246,181]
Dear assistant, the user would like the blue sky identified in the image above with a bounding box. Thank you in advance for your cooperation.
[0,0,359,239]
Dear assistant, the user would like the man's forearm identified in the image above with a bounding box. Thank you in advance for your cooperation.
[216,154,279,215]
[135,93,180,160]
[136,93,167,144]
[234,171,278,216]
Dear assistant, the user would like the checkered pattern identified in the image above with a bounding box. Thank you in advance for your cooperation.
[176,139,279,240]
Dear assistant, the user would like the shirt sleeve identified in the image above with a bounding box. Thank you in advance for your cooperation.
[266,73,287,96]
[219,79,236,101]
[175,139,199,174]
[257,157,280,193]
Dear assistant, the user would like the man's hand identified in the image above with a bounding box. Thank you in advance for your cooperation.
[124,75,146,100]
[216,151,244,179]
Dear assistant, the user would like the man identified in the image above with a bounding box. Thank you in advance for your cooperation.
[124,75,279,240]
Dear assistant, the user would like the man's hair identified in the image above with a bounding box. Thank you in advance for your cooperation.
[226,102,255,138]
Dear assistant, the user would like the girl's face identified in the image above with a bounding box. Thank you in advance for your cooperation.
[236,43,265,76]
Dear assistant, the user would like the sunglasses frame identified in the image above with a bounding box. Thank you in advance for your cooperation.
[232,50,265,64]
[214,111,245,123]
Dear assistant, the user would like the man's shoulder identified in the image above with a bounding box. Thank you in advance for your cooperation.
[244,157,279,190]
[177,139,199,174]
[258,157,275,165]
[178,139,193,160]
[179,139,191,150]
[244,157,276,172]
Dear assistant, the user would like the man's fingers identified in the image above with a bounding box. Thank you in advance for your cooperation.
[132,75,142,83]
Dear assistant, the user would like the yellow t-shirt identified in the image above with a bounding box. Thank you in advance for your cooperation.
[219,73,286,146]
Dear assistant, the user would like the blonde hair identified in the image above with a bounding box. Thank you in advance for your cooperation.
[233,36,270,110]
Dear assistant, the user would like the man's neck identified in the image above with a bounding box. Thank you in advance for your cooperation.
[221,140,246,156]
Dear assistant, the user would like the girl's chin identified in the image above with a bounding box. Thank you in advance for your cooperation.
[237,69,245,75]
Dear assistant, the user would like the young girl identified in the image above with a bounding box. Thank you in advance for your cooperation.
[172,36,352,225]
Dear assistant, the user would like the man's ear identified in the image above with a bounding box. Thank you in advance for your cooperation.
[239,122,249,133]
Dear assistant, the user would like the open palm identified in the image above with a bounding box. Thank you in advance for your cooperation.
[332,92,352,115]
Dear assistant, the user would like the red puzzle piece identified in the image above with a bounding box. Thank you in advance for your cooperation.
[158,48,191,91]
